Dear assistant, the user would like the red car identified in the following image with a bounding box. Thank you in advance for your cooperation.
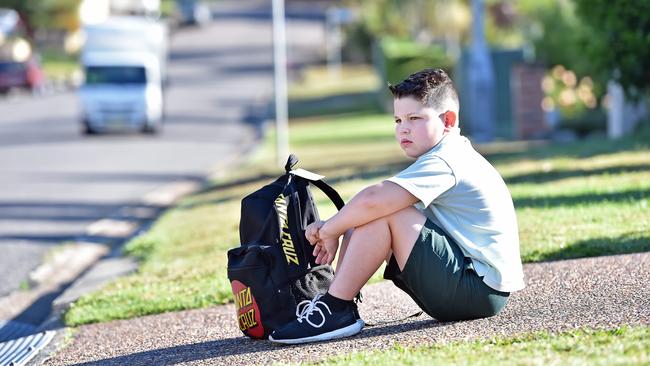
[0,8,45,94]
[0,57,45,94]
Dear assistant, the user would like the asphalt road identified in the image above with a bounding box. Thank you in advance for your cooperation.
[0,0,325,315]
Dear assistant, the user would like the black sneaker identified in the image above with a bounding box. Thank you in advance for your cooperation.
[268,293,365,344]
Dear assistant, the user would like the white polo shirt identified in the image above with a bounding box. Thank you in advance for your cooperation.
[387,133,525,292]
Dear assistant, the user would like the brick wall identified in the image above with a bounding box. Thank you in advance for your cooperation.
[511,64,547,139]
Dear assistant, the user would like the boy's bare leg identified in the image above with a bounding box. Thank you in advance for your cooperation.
[336,229,354,269]
[336,229,390,272]
[328,206,426,301]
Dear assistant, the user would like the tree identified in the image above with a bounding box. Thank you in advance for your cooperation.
[574,0,650,98]
[0,0,81,34]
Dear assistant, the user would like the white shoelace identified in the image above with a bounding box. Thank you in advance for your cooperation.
[295,293,332,328]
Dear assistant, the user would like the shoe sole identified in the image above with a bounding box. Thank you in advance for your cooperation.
[268,319,365,345]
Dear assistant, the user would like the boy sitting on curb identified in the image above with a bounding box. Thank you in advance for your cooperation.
[269,68,525,344]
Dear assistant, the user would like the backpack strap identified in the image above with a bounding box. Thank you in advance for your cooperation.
[285,154,344,210]
[287,159,367,304]
[290,168,345,210]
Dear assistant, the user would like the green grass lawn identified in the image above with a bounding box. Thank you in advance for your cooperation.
[310,326,649,366]
[286,63,383,118]
[288,64,380,101]
[63,112,650,364]
[40,48,80,83]
[64,114,650,326]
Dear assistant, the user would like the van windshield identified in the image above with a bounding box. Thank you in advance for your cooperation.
[85,66,146,85]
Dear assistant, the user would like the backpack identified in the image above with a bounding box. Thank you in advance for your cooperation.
[227,154,345,339]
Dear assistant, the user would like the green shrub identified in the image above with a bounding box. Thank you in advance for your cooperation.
[379,37,453,84]
[574,0,650,98]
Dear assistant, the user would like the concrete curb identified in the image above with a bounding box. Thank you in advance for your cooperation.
[36,174,247,326]
[0,242,109,323]
[34,178,205,328]
[0,92,266,364]
[26,120,264,362]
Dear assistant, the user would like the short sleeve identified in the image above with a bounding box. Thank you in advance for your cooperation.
[386,155,455,207]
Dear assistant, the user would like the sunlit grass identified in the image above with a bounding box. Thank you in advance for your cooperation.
[303,326,649,366]
[40,48,80,82]
[64,113,650,326]
[288,64,380,100]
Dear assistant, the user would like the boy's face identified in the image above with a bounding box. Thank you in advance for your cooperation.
[393,96,452,158]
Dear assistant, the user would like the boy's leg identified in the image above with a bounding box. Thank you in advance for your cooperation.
[335,229,354,269]
[328,206,426,301]
[268,207,426,344]
[337,229,392,270]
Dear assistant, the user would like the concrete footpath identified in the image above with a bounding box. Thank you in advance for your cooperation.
[41,252,649,365]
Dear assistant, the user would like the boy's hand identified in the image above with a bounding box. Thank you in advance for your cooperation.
[312,236,339,265]
[305,220,324,246]
[305,220,339,265]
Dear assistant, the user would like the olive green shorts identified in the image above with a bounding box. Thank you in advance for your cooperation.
[384,219,510,321]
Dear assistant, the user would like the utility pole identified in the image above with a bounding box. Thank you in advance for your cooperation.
[272,0,289,167]
[467,0,496,142]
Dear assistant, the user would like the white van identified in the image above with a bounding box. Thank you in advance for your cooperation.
[82,16,168,83]
[78,51,163,134]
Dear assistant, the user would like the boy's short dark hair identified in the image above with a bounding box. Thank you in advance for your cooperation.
[389,68,459,111]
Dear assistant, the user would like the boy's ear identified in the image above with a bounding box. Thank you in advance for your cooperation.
[442,111,457,128]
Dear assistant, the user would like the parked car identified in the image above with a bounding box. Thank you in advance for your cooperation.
[0,8,45,94]
[0,56,45,95]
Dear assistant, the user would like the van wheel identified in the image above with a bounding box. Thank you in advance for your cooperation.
[82,120,97,135]
[142,123,160,135]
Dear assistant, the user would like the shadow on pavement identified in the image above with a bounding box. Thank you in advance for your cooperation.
[2,290,69,338]
[0,200,169,225]
[211,6,326,22]
[0,234,114,244]
[161,114,240,126]
[169,46,271,62]
[69,319,441,366]
[0,198,167,327]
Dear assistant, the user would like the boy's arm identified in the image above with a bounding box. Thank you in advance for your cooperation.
[319,180,419,239]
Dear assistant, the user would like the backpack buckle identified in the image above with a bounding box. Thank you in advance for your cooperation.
[285,154,299,173]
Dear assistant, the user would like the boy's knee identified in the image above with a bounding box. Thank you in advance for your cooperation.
[387,206,426,227]
[352,207,423,234]
[354,217,389,233]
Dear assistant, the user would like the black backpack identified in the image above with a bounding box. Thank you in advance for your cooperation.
[227,154,345,339]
